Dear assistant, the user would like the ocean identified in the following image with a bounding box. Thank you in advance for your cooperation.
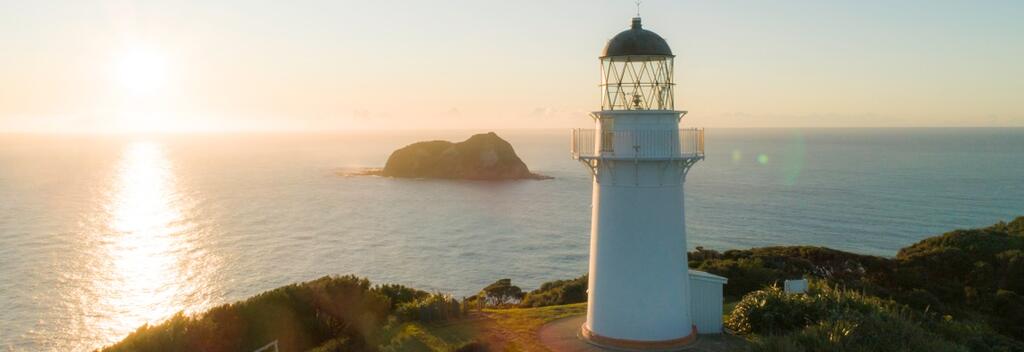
[1,128,1022,350]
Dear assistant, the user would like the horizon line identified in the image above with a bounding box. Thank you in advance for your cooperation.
[3,125,1024,136]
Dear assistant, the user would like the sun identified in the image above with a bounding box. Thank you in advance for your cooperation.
[111,46,169,97]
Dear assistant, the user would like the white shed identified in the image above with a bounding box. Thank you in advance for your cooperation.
[688,270,728,334]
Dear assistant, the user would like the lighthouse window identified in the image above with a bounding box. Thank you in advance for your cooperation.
[600,56,674,111]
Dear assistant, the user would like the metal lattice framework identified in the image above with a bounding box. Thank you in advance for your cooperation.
[601,56,674,111]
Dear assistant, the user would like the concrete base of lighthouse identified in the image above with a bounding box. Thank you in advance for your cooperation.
[583,164,697,349]
[538,315,749,352]
[581,324,697,351]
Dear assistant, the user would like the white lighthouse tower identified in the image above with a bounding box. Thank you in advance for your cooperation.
[572,16,705,350]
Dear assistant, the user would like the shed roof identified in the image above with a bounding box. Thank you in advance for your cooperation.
[689,270,728,284]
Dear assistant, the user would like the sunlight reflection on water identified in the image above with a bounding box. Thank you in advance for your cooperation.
[2,130,1022,350]
[80,141,217,348]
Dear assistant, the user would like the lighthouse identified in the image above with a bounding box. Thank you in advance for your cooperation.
[571,16,705,350]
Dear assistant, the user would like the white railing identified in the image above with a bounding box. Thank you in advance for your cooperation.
[571,128,704,159]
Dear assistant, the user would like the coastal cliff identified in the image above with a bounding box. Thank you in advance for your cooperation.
[103,217,1024,352]
[381,132,549,180]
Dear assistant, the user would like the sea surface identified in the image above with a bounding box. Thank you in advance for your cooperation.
[1,128,1022,350]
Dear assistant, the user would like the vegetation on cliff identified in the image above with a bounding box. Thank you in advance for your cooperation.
[104,217,1024,350]
[728,281,1024,351]
[102,276,464,352]
[516,216,1024,345]
[519,275,587,308]
[690,216,1024,341]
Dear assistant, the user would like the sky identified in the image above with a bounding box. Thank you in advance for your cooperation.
[1,0,1023,133]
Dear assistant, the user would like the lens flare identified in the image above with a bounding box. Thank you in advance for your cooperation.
[731,149,743,162]
[781,132,806,186]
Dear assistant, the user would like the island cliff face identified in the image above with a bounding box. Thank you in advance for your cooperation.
[382,132,548,180]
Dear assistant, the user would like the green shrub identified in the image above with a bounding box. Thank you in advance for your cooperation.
[997,250,1024,293]
[749,313,965,352]
[994,290,1024,340]
[897,288,946,312]
[726,285,821,335]
[894,220,1024,339]
[102,275,390,352]
[454,341,489,352]
[307,337,353,352]
[689,246,893,299]
[374,283,430,310]
[702,216,1024,343]
[395,293,462,323]
[733,281,1024,352]
[925,316,1024,352]
[465,279,524,308]
[520,275,587,307]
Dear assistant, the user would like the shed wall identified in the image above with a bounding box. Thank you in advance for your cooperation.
[689,275,725,334]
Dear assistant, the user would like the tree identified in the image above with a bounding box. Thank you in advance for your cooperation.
[478,279,524,307]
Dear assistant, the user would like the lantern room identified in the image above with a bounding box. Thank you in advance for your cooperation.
[600,17,675,111]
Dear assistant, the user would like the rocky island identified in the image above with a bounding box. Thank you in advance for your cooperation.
[380,132,549,180]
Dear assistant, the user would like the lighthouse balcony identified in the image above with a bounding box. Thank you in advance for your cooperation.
[571,128,704,161]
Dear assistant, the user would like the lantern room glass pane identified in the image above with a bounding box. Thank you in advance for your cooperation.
[600,56,674,111]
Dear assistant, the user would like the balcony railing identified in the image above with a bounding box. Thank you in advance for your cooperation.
[571,128,704,160]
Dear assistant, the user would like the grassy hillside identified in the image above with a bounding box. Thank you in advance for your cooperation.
[691,216,1024,341]
[101,276,462,352]
[102,217,1024,351]
[728,281,1024,351]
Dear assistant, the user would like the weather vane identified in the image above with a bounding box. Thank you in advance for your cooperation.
[635,0,642,17]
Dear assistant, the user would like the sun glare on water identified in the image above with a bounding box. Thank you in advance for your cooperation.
[80,142,219,347]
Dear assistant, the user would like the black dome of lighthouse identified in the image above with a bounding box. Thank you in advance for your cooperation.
[600,17,673,58]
